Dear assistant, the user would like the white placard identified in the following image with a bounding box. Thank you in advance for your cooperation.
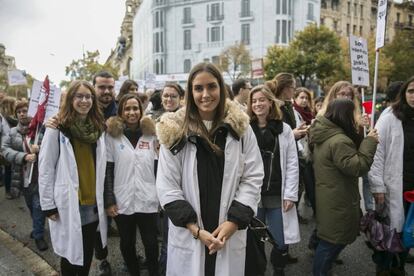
[375,0,388,50]
[28,80,62,121]
[7,70,27,86]
[350,35,370,87]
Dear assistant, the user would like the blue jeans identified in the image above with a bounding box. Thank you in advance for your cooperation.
[257,207,287,251]
[313,239,346,276]
[362,174,374,211]
[23,191,45,239]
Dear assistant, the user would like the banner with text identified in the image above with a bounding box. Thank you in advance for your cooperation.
[7,70,27,86]
[375,0,388,50]
[350,35,370,87]
[28,80,62,121]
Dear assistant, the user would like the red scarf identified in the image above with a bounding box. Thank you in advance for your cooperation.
[293,102,314,125]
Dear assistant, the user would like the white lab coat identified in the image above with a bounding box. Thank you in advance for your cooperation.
[279,123,301,244]
[368,112,405,232]
[106,133,158,214]
[39,128,108,266]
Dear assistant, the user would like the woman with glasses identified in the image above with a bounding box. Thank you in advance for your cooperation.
[104,93,159,276]
[156,62,263,275]
[247,85,300,275]
[39,80,107,275]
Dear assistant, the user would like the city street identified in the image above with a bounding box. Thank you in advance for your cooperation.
[1,186,412,275]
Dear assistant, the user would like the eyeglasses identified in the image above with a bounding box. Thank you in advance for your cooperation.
[74,93,94,101]
[162,94,179,99]
[96,85,114,91]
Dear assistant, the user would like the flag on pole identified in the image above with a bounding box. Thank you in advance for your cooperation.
[28,76,50,139]
[362,101,373,114]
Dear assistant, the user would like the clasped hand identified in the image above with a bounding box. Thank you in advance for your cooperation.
[188,221,238,255]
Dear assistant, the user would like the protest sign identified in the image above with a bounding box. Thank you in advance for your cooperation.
[350,35,370,87]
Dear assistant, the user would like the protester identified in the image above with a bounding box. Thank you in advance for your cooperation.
[161,83,184,113]
[39,80,108,275]
[310,98,378,276]
[0,96,18,199]
[380,81,404,116]
[93,71,117,120]
[116,80,139,102]
[232,78,252,111]
[156,62,263,275]
[247,85,300,275]
[313,96,324,116]
[368,76,414,275]
[1,100,48,251]
[104,93,159,276]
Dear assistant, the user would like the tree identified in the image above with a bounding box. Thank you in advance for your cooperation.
[218,43,252,81]
[264,24,344,89]
[383,30,414,82]
[60,50,119,88]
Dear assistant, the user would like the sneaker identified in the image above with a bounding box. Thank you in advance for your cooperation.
[98,260,112,276]
[35,238,48,251]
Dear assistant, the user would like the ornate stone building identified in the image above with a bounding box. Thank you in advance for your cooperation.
[106,0,142,77]
[0,44,17,90]
[321,0,414,42]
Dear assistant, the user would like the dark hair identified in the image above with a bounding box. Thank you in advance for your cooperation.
[392,76,414,121]
[15,100,29,116]
[325,98,361,146]
[183,62,227,153]
[270,73,295,98]
[163,83,185,98]
[117,93,143,123]
[385,81,404,103]
[150,89,163,110]
[232,78,248,96]
[314,96,325,105]
[117,80,139,101]
[92,71,114,85]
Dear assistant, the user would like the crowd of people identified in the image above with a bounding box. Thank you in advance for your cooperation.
[0,63,413,276]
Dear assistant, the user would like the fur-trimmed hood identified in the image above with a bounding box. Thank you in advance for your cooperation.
[106,116,156,138]
[156,99,250,147]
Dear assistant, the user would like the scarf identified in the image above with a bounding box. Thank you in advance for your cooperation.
[68,119,101,144]
[293,102,314,125]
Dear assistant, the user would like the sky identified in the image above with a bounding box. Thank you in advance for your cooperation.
[0,0,125,85]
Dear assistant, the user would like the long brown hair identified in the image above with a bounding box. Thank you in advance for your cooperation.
[182,62,227,152]
[265,73,295,99]
[294,87,314,112]
[392,76,414,121]
[247,85,282,122]
[0,96,16,117]
[117,93,143,124]
[58,80,104,132]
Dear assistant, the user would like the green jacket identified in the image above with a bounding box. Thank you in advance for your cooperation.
[309,116,377,245]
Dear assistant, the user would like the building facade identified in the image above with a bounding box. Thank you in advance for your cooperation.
[0,44,17,90]
[106,0,142,77]
[132,0,321,79]
[321,0,414,42]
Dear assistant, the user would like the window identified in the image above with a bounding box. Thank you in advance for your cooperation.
[183,7,192,24]
[359,26,363,36]
[354,3,357,16]
[360,5,364,17]
[184,30,191,50]
[321,0,327,9]
[321,18,325,25]
[276,20,280,43]
[396,12,401,23]
[282,0,287,15]
[154,32,163,53]
[241,24,250,45]
[276,0,281,14]
[288,0,292,15]
[346,24,350,36]
[331,0,338,11]
[333,20,338,31]
[282,20,287,43]
[307,3,314,21]
[155,60,160,74]
[409,15,413,26]
[184,59,191,73]
[212,56,220,65]
[211,26,221,42]
[288,20,291,41]
[353,24,356,34]
[347,2,351,15]
[154,11,164,28]
[241,0,251,17]
[208,3,223,21]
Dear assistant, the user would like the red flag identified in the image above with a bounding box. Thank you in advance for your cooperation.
[362,101,373,114]
[28,76,50,139]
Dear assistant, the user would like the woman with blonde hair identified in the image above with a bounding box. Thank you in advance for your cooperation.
[39,80,107,275]
[248,85,300,275]
[156,62,263,275]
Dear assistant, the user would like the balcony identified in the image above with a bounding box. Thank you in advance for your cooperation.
[207,14,224,22]
[394,21,414,30]
[239,11,254,21]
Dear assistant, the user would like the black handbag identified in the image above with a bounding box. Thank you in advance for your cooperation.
[245,217,277,276]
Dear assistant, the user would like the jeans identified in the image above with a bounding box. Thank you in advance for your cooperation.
[61,221,99,276]
[114,213,159,276]
[313,239,346,276]
[23,191,45,240]
[257,207,287,251]
[3,165,11,193]
[362,174,374,211]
